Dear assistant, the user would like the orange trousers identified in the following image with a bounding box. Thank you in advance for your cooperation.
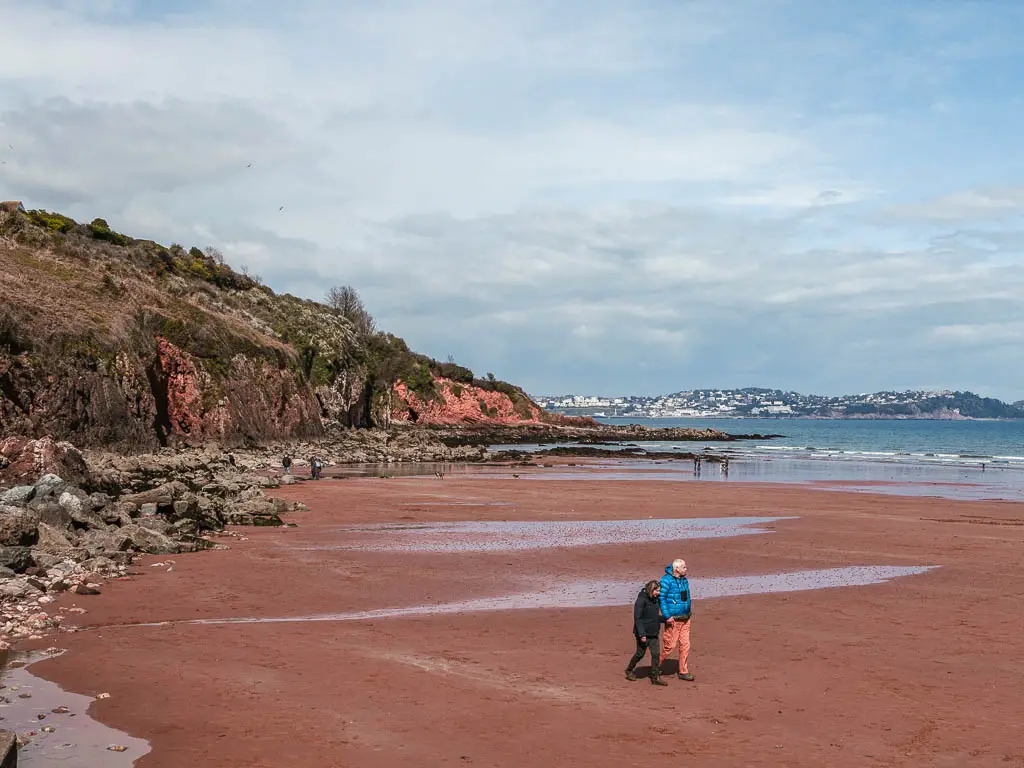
[662,619,691,674]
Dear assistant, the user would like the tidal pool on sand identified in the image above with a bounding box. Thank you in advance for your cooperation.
[0,652,150,767]
[141,566,935,628]
[313,517,795,552]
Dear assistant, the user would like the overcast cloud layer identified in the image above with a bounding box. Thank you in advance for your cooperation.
[3,0,1024,399]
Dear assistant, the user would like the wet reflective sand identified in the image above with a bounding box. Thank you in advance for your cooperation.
[312,516,794,552]
[0,652,150,767]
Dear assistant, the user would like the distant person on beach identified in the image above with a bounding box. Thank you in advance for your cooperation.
[659,559,695,681]
[310,457,321,480]
[282,455,292,475]
[625,580,668,685]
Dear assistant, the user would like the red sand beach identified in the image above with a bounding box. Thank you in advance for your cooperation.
[27,470,1024,767]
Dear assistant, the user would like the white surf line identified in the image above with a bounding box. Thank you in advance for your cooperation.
[109,565,936,629]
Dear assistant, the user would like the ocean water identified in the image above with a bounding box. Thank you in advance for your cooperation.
[592,417,1024,468]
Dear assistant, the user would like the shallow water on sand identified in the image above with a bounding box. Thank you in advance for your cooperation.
[308,517,793,552]
[130,566,935,628]
[0,652,150,766]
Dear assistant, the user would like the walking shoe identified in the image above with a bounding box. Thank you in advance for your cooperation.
[678,673,695,681]
[650,674,668,686]
[624,669,638,681]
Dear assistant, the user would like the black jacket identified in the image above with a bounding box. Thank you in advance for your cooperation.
[633,589,662,638]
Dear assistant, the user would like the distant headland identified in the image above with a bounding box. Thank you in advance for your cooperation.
[536,387,1024,420]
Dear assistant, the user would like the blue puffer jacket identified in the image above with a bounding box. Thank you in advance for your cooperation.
[659,565,692,620]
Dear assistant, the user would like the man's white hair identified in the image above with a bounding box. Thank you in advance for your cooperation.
[672,558,686,570]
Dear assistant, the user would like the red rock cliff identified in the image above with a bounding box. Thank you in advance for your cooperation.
[391,378,541,425]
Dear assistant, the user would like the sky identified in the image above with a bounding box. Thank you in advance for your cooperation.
[2,0,1024,400]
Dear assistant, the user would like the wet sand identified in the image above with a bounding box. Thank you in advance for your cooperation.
[25,470,1024,767]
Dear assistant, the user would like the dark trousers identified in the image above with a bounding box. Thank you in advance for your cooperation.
[627,634,662,676]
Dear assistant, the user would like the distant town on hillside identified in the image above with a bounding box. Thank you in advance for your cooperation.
[534,388,1024,420]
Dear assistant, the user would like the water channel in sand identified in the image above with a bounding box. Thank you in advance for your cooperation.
[301,516,796,553]
[0,651,150,767]
[122,566,935,628]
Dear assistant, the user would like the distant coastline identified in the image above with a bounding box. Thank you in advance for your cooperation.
[536,387,1024,421]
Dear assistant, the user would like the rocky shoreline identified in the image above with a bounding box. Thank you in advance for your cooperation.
[431,422,782,446]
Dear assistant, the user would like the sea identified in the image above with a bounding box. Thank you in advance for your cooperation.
[595,417,1024,467]
[488,417,1024,501]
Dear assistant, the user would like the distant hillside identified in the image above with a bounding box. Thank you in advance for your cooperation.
[0,205,544,451]
[539,387,1024,420]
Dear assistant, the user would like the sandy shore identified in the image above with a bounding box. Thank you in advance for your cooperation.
[24,468,1024,767]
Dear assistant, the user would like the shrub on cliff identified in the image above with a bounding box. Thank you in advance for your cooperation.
[88,218,130,246]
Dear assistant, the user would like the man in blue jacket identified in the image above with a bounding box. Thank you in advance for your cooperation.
[659,558,695,681]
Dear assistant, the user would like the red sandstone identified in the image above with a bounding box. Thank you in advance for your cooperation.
[392,377,541,425]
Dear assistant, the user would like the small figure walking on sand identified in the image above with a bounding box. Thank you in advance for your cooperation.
[310,457,322,480]
[659,559,695,681]
[282,455,292,475]
[626,580,668,685]
[693,456,701,476]
[721,458,729,478]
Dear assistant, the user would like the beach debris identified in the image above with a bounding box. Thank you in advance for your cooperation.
[107,744,128,752]
[36,713,46,720]
[17,693,31,699]
[96,693,111,700]
[41,725,56,733]
[51,706,69,714]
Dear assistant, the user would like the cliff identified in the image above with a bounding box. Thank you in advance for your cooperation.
[0,207,544,451]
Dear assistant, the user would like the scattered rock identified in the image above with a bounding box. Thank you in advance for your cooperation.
[119,525,180,555]
[51,707,69,714]
[96,693,111,700]
[78,529,130,557]
[0,507,41,547]
[0,486,35,506]
[72,584,101,596]
[0,547,32,573]
[60,491,107,530]
[35,522,75,554]
[107,744,127,752]
[26,499,73,531]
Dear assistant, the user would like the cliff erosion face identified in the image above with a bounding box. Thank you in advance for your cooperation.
[392,378,541,425]
[0,208,542,451]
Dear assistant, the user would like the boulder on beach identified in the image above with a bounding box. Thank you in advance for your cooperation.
[120,524,181,555]
[0,485,35,506]
[35,522,76,553]
[0,436,90,487]
[0,506,41,547]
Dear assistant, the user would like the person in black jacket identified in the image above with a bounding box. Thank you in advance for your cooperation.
[625,580,667,685]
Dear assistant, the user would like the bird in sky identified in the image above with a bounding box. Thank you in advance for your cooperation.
[279,206,284,211]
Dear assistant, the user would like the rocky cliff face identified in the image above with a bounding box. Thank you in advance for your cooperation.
[391,378,541,425]
[0,208,542,451]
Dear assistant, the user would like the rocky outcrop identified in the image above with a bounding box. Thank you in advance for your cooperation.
[392,378,541,425]
[430,422,782,447]
[0,438,89,487]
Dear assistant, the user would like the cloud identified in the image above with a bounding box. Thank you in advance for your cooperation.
[2,0,1024,400]
[887,188,1024,222]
